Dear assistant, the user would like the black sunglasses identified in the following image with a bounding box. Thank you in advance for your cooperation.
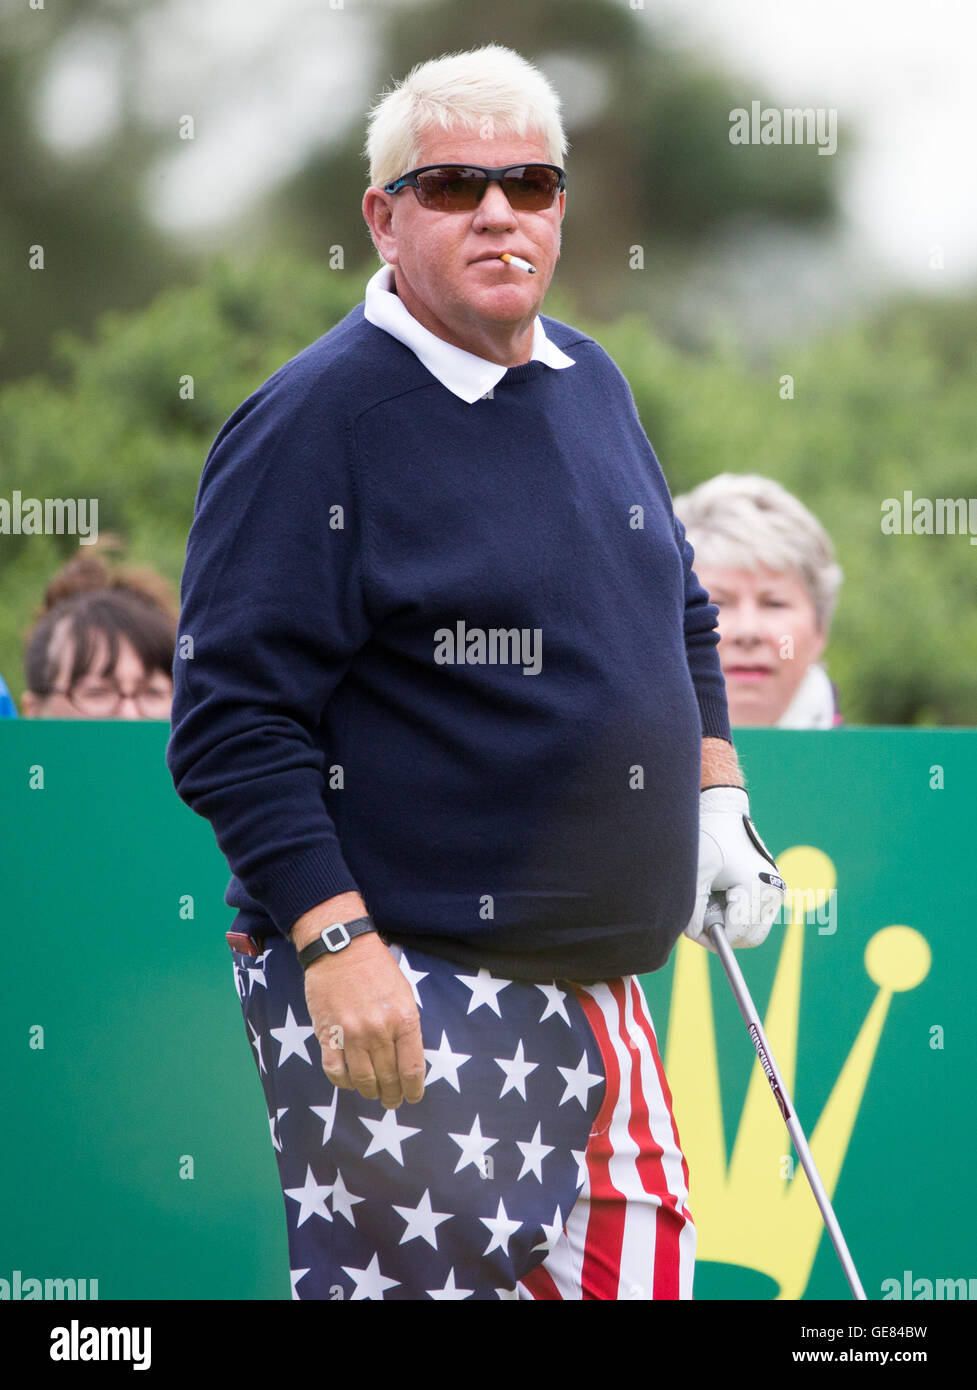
[383,163,566,212]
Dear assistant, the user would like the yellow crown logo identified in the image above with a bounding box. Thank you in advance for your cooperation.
[663,846,931,1299]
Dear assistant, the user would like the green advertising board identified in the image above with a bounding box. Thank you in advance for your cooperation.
[1,724,972,1301]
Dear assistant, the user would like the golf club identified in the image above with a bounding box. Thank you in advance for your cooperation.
[704,891,867,1300]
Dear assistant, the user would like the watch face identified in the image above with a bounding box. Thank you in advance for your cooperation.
[299,917,373,967]
[322,922,351,951]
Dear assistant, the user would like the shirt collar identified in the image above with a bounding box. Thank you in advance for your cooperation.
[777,662,839,730]
[363,262,575,404]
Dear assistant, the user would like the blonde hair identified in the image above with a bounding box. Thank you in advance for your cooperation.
[364,43,568,191]
[673,473,843,632]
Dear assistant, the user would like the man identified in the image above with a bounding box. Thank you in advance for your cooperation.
[167,44,784,1301]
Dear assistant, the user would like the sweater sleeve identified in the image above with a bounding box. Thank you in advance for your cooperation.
[673,511,732,743]
[165,372,370,936]
[603,339,733,745]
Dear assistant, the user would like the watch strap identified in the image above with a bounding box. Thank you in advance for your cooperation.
[297,915,376,969]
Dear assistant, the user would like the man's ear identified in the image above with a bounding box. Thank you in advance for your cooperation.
[362,188,398,264]
[21,690,38,717]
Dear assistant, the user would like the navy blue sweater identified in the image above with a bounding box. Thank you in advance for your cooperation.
[166,306,731,982]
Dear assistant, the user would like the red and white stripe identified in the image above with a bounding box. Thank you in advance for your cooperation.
[518,976,695,1300]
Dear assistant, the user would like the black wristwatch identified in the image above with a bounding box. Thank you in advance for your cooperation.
[297,915,377,970]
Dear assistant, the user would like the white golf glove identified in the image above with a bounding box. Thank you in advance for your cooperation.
[684,786,786,951]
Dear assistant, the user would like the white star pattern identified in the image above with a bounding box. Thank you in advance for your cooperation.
[360,1107,422,1166]
[284,1165,333,1227]
[494,1039,538,1100]
[269,1005,316,1067]
[424,1030,471,1092]
[310,1090,338,1146]
[516,1122,554,1182]
[536,982,572,1025]
[455,967,511,1017]
[557,1052,603,1109]
[449,1114,499,1175]
[427,1268,474,1300]
[392,1188,453,1249]
[330,1169,366,1226]
[479,1197,522,1257]
[242,931,628,1301]
[246,948,272,991]
[398,953,429,1007]
[533,1205,565,1256]
[268,1106,288,1153]
[247,1018,266,1075]
[341,1252,400,1300]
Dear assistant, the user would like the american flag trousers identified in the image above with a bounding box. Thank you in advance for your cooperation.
[230,932,695,1300]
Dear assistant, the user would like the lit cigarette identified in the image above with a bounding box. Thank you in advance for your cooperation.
[499,253,537,274]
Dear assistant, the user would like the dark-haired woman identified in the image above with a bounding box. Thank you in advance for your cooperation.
[21,552,176,720]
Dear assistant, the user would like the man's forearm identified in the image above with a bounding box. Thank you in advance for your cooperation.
[701,736,744,790]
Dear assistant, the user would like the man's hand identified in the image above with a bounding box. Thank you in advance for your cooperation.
[684,786,786,951]
[290,894,425,1109]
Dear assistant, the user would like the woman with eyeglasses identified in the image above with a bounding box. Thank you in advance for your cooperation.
[20,550,177,721]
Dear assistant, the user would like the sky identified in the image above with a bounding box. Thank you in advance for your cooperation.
[649,0,977,288]
[33,0,977,289]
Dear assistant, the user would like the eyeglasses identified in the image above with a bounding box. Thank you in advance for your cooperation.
[383,164,566,212]
[47,677,174,718]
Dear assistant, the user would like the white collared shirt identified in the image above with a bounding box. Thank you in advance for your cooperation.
[363,262,575,404]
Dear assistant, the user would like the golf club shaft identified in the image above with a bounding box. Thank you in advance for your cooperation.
[704,895,867,1300]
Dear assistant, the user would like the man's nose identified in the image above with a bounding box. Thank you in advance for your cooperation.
[473,180,518,228]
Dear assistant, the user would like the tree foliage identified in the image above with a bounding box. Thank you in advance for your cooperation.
[1,253,973,724]
[3,0,841,380]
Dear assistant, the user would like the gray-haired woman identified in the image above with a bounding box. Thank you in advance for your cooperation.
[673,474,843,728]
